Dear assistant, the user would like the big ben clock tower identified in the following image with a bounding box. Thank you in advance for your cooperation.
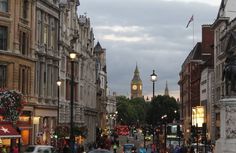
[131,65,143,99]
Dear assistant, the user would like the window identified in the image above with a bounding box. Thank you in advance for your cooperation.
[0,64,7,88]
[50,18,56,49]
[0,26,7,50]
[19,65,30,95]
[19,31,29,55]
[202,89,206,94]
[0,0,8,12]
[37,10,42,43]
[43,14,49,46]
[21,0,28,19]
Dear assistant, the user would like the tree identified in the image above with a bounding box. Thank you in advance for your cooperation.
[116,96,147,125]
[0,89,25,122]
[146,95,179,125]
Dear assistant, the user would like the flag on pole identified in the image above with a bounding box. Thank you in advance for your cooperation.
[186,15,194,28]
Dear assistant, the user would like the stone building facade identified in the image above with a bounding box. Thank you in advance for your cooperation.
[34,0,60,145]
[211,0,236,142]
[0,0,108,146]
[94,42,108,130]
[0,0,36,145]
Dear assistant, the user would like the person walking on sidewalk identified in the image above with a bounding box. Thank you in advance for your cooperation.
[113,143,117,153]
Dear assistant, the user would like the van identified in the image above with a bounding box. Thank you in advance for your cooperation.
[24,145,55,153]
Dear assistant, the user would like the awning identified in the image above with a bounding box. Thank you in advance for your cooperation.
[0,125,21,138]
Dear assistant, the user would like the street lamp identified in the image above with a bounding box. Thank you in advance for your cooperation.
[150,70,157,100]
[150,70,157,148]
[56,79,62,124]
[161,115,167,153]
[69,51,77,153]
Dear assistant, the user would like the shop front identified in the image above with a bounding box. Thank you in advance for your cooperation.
[0,124,21,151]
[34,108,57,145]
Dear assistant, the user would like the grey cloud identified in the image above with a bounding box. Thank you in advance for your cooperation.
[78,0,219,98]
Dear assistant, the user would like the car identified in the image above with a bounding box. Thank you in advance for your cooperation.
[144,135,152,141]
[24,145,55,153]
[190,143,212,153]
[88,148,112,153]
[123,143,135,153]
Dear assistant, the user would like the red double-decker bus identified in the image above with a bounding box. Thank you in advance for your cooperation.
[115,125,129,136]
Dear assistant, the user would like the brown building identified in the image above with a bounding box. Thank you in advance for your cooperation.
[178,25,214,143]
[0,0,36,145]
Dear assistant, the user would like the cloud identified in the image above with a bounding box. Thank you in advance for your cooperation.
[162,0,221,6]
[95,25,143,33]
[78,0,220,99]
[102,34,154,42]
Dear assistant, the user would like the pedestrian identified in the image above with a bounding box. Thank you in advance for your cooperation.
[151,144,156,153]
[1,145,7,153]
[113,143,117,153]
[126,137,129,143]
[63,144,70,153]
[12,145,19,153]
[139,145,146,153]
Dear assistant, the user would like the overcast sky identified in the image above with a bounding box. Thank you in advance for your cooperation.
[78,0,221,99]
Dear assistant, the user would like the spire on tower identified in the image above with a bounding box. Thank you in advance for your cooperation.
[164,80,169,96]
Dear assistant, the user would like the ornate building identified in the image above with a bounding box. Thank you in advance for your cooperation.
[131,65,143,99]
[0,0,109,146]
[0,0,36,145]
[211,0,236,142]
[78,15,97,143]
[34,0,60,145]
[94,42,108,130]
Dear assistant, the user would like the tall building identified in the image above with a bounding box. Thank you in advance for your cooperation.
[0,0,36,145]
[211,0,236,142]
[179,25,214,143]
[131,65,143,99]
[0,0,109,146]
[34,0,60,145]
[94,42,108,130]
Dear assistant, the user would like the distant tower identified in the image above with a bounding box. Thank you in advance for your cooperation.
[164,81,169,96]
[131,64,143,99]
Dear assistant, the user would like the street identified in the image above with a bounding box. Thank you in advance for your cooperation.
[115,132,154,153]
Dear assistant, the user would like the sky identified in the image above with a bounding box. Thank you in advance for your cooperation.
[77,0,221,99]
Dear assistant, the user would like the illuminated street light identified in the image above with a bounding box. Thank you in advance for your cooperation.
[150,70,157,100]
[56,79,62,124]
[69,51,77,153]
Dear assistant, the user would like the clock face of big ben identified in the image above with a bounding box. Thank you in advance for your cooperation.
[132,85,137,90]
[140,85,142,90]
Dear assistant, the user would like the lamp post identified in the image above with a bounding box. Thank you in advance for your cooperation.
[69,51,76,153]
[56,79,62,125]
[150,70,157,146]
[150,70,157,100]
[161,115,167,153]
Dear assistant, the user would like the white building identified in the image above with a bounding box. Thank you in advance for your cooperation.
[211,0,236,142]
[200,68,215,142]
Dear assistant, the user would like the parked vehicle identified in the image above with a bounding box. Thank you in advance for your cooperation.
[123,143,136,153]
[88,148,112,153]
[24,145,55,153]
[191,143,212,153]
[144,135,152,141]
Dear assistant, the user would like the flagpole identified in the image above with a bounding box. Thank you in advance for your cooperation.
[192,14,194,47]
